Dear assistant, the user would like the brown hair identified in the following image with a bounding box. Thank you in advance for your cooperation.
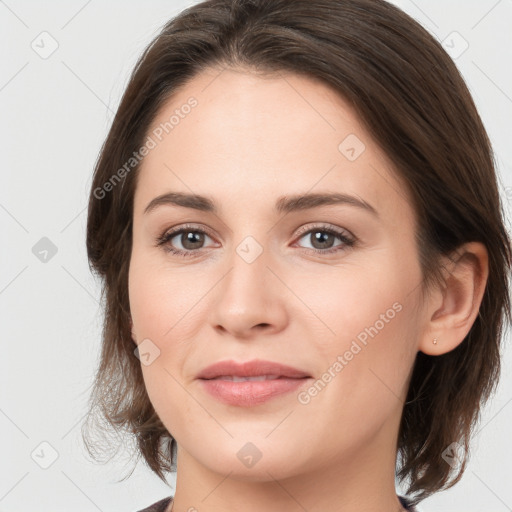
[83,0,512,506]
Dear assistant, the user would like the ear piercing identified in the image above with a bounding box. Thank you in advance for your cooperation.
[433,338,438,345]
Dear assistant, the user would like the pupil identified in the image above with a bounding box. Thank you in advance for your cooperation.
[312,231,333,249]
[183,231,204,249]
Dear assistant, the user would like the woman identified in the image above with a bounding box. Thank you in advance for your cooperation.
[83,0,511,511]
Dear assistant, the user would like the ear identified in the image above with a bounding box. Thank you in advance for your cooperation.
[418,242,489,356]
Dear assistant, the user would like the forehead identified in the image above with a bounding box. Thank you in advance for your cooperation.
[134,67,413,224]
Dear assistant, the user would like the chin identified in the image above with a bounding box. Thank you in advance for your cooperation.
[206,442,307,480]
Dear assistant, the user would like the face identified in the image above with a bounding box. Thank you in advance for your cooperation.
[128,67,426,481]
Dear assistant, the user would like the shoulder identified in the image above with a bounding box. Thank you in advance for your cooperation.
[135,496,173,512]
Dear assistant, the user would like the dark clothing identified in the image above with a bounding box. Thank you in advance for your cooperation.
[136,496,172,512]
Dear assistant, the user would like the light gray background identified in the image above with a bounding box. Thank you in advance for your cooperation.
[1,1,511,511]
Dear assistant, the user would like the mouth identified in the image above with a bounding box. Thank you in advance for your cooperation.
[196,360,312,407]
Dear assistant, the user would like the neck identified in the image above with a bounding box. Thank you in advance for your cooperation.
[170,407,407,512]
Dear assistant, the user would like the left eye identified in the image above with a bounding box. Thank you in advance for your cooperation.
[293,226,356,254]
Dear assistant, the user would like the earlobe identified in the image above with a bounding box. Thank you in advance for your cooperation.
[419,242,489,356]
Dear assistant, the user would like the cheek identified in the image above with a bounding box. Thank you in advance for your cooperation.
[288,256,414,356]
[128,254,200,341]
[128,260,199,432]
[295,256,419,417]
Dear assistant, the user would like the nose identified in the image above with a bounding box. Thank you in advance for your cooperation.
[209,243,288,339]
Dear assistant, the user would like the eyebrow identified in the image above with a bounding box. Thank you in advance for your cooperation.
[143,191,378,217]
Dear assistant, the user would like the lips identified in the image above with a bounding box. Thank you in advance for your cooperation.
[196,359,312,406]
[196,359,311,380]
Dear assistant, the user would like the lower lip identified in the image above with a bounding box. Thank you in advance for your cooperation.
[198,377,310,407]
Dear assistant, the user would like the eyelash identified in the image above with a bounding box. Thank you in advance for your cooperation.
[155,223,356,259]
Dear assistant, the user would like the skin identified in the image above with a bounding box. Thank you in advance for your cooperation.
[128,67,489,512]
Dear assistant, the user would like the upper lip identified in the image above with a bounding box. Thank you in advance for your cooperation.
[196,359,311,379]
